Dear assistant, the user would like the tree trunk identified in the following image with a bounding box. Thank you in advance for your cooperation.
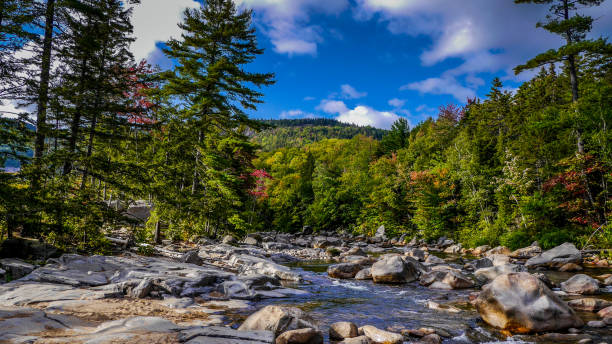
[563,0,583,154]
[154,220,161,244]
[34,0,56,160]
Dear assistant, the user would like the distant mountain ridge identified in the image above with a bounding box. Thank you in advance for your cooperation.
[252,118,387,151]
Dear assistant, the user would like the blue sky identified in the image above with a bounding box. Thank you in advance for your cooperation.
[4,0,610,129]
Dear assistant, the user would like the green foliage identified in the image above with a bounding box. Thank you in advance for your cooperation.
[252,119,386,151]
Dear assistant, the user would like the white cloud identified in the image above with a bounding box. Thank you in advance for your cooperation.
[130,0,200,64]
[280,109,316,119]
[355,0,612,83]
[317,99,349,114]
[318,99,400,129]
[340,84,367,99]
[235,0,349,56]
[337,105,399,129]
[388,98,405,108]
[401,77,475,102]
[303,96,316,101]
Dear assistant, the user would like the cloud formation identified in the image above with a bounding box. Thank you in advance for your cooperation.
[235,0,349,56]
[130,0,200,63]
[280,109,316,119]
[340,84,367,99]
[401,76,476,102]
[318,99,400,129]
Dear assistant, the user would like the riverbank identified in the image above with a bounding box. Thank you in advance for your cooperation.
[0,231,611,343]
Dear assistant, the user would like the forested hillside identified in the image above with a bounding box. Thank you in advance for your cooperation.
[251,119,387,151]
[252,69,612,250]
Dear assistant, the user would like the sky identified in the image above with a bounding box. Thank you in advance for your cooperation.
[3,0,612,129]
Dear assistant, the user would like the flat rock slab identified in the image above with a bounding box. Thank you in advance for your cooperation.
[181,326,274,344]
[0,282,111,306]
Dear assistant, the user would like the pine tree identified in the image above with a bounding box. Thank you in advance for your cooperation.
[154,0,274,236]
[514,0,612,153]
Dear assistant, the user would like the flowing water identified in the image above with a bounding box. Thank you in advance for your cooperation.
[225,255,612,343]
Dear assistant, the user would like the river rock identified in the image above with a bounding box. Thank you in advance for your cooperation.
[419,334,442,344]
[472,245,491,256]
[474,264,526,283]
[509,246,542,259]
[419,270,474,290]
[471,258,494,269]
[586,320,606,328]
[525,242,581,269]
[559,263,583,272]
[129,277,153,298]
[488,254,511,266]
[328,262,365,279]
[346,247,367,257]
[568,298,612,312]
[485,246,511,256]
[443,244,462,254]
[360,325,403,344]
[238,306,317,336]
[355,268,372,280]
[604,275,612,286]
[599,305,612,318]
[223,235,237,245]
[276,328,323,344]
[339,336,371,344]
[0,258,35,279]
[406,248,427,262]
[561,274,600,295]
[231,254,302,282]
[180,250,202,265]
[474,272,584,333]
[424,255,445,265]
[180,326,275,344]
[374,225,386,239]
[330,321,359,340]
[371,255,419,284]
[244,237,259,246]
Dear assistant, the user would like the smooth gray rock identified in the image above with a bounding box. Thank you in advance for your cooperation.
[509,246,542,259]
[330,321,359,340]
[475,272,584,333]
[129,278,153,298]
[238,305,317,336]
[360,325,403,344]
[371,255,419,284]
[231,254,302,282]
[419,269,474,290]
[474,264,526,283]
[0,258,35,279]
[355,268,372,280]
[276,328,323,344]
[561,274,600,295]
[525,243,581,268]
[181,326,274,344]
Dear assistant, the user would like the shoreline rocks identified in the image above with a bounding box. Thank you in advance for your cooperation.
[475,272,584,333]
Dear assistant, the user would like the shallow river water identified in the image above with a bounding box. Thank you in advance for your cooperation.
[227,256,612,344]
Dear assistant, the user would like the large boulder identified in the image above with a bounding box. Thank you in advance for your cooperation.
[560,274,600,295]
[474,272,584,333]
[238,306,317,337]
[525,243,581,269]
[472,245,491,256]
[371,255,419,284]
[485,246,511,256]
[419,269,474,290]
[354,268,372,280]
[443,244,462,254]
[374,225,386,239]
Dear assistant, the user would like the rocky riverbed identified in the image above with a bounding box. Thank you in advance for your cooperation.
[0,229,611,343]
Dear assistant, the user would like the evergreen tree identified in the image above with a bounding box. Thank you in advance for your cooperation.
[514,0,612,153]
[153,0,274,237]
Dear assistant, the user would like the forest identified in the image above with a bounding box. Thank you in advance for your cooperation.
[0,0,611,253]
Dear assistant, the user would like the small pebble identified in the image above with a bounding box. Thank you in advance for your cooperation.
[587,320,605,328]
